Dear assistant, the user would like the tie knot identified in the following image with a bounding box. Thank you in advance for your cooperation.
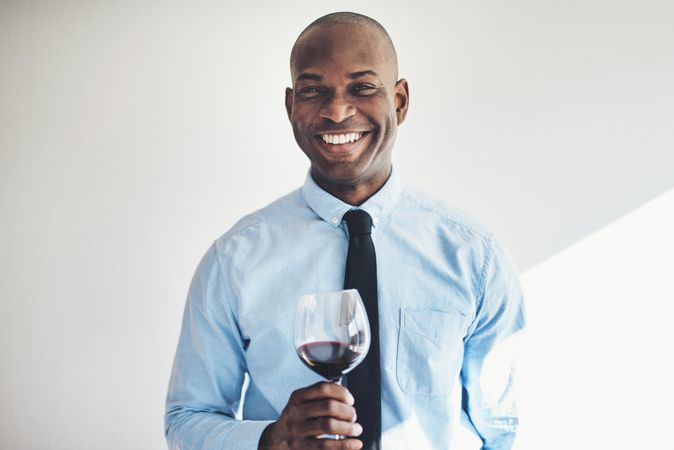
[343,209,373,236]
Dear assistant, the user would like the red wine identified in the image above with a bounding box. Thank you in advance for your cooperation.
[297,341,363,381]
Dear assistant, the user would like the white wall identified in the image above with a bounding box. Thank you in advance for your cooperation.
[1,1,672,449]
[516,188,674,450]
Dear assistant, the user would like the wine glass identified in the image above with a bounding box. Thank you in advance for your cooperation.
[294,289,371,439]
[294,289,371,384]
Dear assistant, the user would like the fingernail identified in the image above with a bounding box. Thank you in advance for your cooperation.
[352,422,363,436]
[346,391,355,405]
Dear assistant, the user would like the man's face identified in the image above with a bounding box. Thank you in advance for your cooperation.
[286,24,409,191]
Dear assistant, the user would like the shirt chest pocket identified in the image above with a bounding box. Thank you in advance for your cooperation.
[396,308,470,396]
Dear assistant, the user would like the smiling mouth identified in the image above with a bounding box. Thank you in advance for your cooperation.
[318,131,369,145]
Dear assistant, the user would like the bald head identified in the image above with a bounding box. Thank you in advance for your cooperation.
[290,12,399,84]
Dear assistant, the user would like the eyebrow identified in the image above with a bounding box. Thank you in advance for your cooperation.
[296,73,322,82]
[295,70,380,83]
[350,70,379,79]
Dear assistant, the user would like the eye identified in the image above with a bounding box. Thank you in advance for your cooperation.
[298,86,325,98]
[351,84,377,95]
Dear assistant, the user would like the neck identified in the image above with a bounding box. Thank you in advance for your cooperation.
[312,166,392,206]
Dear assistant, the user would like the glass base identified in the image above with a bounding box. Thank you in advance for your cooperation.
[317,433,344,440]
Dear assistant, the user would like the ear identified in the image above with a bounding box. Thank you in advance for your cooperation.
[285,87,294,121]
[394,79,409,125]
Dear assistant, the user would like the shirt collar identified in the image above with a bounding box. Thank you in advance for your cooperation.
[300,167,403,228]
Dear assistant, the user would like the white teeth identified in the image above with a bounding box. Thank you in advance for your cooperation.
[321,132,364,144]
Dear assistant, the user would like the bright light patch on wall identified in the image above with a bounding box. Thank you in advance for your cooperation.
[514,189,674,449]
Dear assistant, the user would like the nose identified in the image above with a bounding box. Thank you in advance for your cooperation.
[319,92,356,123]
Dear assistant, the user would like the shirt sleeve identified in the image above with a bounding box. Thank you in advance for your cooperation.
[460,236,527,450]
[165,244,274,450]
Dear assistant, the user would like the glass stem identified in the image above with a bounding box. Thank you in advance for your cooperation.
[318,376,345,440]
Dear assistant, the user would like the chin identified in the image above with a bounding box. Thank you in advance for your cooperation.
[317,167,360,183]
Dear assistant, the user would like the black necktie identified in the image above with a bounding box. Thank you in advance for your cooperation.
[343,209,381,450]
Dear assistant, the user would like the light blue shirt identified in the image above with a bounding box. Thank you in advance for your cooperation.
[165,169,526,450]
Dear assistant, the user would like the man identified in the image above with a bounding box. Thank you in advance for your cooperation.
[165,12,525,450]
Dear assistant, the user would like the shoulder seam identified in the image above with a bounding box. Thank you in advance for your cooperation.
[400,189,489,239]
[211,241,247,349]
[475,234,495,312]
[217,188,302,243]
[219,216,264,243]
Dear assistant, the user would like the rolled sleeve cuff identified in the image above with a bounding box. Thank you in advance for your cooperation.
[228,420,275,450]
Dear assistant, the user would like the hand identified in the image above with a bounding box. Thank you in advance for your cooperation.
[258,381,363,450]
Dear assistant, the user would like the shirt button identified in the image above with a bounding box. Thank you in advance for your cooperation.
[373,216,380,225]
[331,217,339,224]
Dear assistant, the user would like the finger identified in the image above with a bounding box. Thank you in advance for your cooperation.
[302,399,357,422]
[302,417,363,439]
[293,381,354,405]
